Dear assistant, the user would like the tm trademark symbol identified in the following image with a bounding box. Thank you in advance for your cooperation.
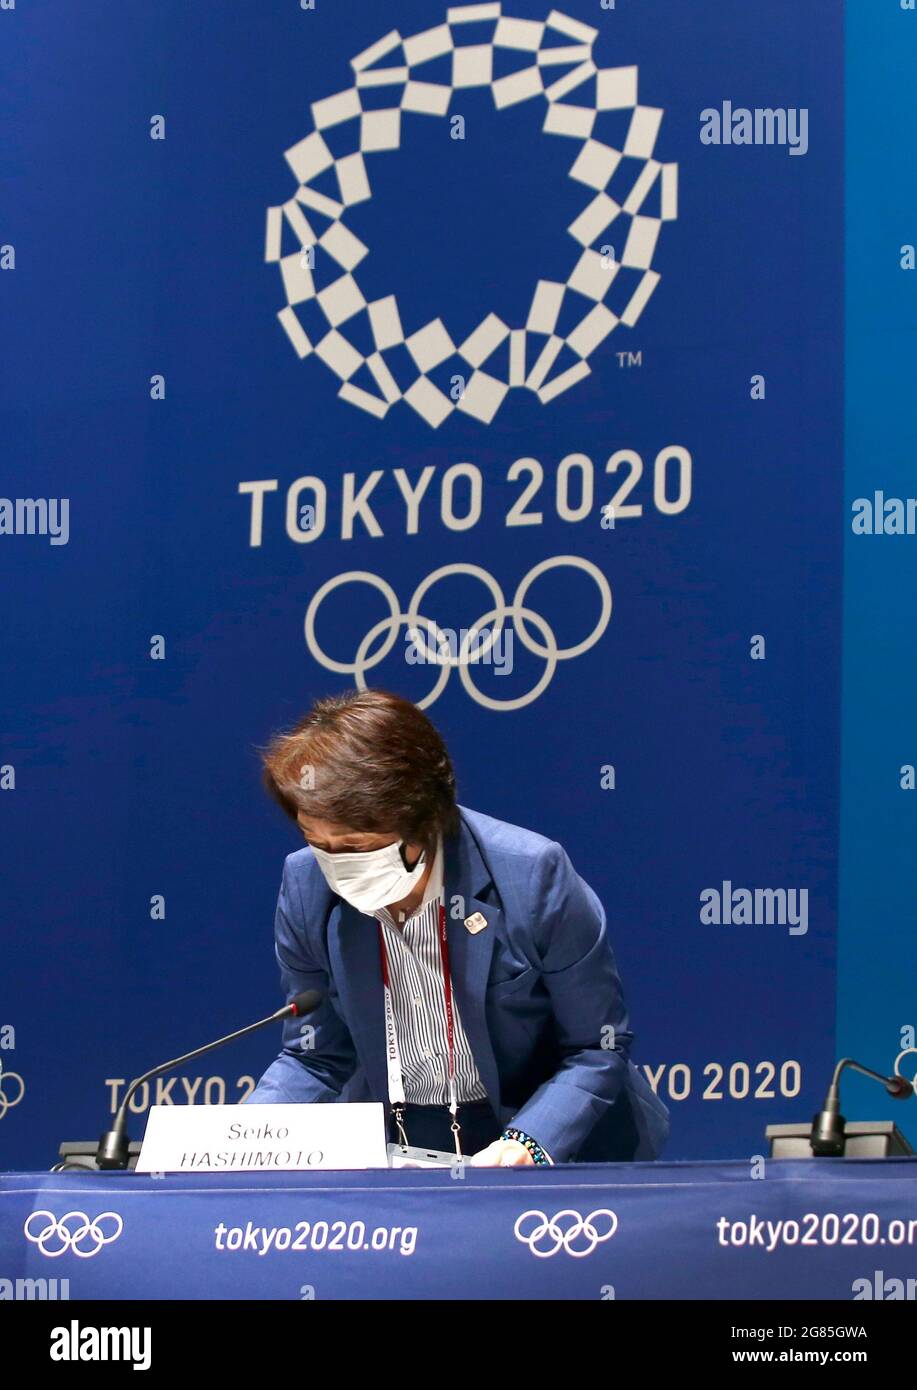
[616,351,643,368]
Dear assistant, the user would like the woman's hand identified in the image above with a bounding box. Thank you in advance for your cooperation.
[469,1138,535,1167]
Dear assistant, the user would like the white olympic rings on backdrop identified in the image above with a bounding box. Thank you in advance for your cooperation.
[24,1210,124,1259]
[304,557,612,710]
[0,1070,24,1119]
[894,1048,917,1093]
[514,1207,618,1257]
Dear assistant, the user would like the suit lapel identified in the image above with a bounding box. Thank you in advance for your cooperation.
[329,897,388,1103]
[328,808,503,1113]
[442,812,502,1111]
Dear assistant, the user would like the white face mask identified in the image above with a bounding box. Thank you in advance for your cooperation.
[308,838,427,914]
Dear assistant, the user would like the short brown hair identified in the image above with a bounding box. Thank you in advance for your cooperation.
[259,689,459,852]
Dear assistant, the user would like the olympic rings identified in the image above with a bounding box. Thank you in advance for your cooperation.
[0,1070,24,1119]
[303,558,612,709]
[24,1210,124,1259]
[894,1048,917,1093]
[514,1207,618,1257]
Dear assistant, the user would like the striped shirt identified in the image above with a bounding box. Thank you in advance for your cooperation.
[374,835,488,1107]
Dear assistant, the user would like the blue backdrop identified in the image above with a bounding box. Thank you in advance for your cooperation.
[1,0,865,1170]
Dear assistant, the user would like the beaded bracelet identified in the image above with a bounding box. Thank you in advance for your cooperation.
[501,1127,551,1165]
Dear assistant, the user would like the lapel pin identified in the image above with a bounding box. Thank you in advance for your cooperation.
[464,912,488,935]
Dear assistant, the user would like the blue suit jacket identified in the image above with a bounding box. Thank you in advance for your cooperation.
[244,804,670,1163]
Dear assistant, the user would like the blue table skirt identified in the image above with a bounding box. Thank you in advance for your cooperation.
[2,1158,916,1300]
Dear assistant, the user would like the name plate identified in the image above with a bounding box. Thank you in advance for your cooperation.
[135,1103,389,1172]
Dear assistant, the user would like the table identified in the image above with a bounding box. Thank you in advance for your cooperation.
[2,1158,916,1300]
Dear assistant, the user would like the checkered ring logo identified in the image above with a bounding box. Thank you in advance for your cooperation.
[265,5,678,427]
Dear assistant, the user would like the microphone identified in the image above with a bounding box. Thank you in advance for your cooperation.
[95,990,321,1170]
[809,1056,912,1156]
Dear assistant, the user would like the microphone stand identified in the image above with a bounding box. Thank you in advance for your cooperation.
[809,1057,912,1156]
[95,992,320,1170]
